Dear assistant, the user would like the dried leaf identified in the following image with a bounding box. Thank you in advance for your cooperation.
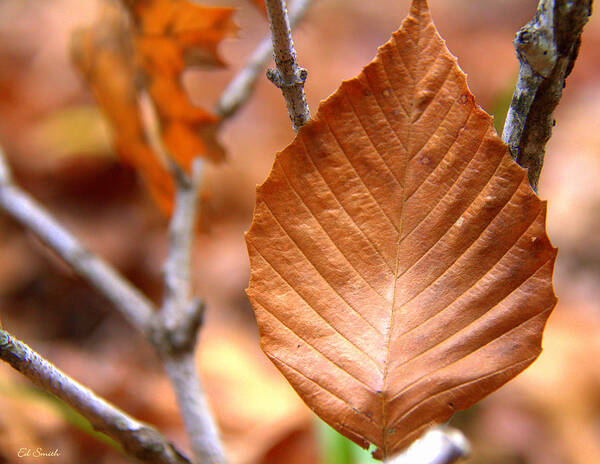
[72,0,235,213]
[245,0,557,459]
[71,2,175,213]
[124,0,236,167]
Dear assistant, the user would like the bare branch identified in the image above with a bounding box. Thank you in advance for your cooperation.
[148,157,225,464]
[0,147,156,336]
[502,0,592,190]
[0,143,225,463]
[264,0,311,130]
[159,159,203,348]
[0,328,190,464]
[164,354,224,464]
[385,427,470,464]
[216,0,314,120]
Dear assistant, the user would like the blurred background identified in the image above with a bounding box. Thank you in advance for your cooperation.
[0,0,598,463]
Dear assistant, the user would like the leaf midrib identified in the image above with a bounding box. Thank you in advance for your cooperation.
[380,7,423,454]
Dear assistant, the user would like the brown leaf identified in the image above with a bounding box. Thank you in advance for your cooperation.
[124,0,236,166]
[72,0,235,213]
[71,2,175,213]
[245,0,557,459]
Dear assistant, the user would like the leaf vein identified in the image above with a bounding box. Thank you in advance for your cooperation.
[388,303,553,408]
[276,159,390,303]
[396,141,508,276]
[388,353,540,429]
[410,59,453,126]
[320,116,402,233]
[388,256,554,407]
[405,104,475,202]
[297,134,396,272]
[391,33,415,81]
[340,86,404,189]
[254,299,383,387]
[260,200,385,337]
[268,352,380,428]
[395,204,545,345]
[372,58,411,120]
[249,240,384,369]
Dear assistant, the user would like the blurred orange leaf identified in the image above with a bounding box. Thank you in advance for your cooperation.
[124,0,235,167]
[72,2,174,212]
[72,0,235,213]
[246,0,557,459]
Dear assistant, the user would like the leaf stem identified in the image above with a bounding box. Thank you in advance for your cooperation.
[384,427,470,464]
[216,0,314,121]
[264,0,311,130]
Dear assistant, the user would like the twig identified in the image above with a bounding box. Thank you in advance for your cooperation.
[163,354,224,464]
[385,427,470,464]
[0,147,156,336]
[0,142,226,463]
[151,157,226,464]
[0,328,190,464]
[216,0,314,120]
[502,0,592,191]
[264,0,311,130]
[159,159,203,348]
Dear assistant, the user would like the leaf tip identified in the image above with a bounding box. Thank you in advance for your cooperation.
[409,0,431,20]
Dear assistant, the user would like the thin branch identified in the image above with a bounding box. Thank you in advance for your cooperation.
[385,427,470,464]
[264,0,311,130]
[0,142,225,463]
[0,147,156,336]
[216,0,314,120]
[163,354,224,464]
[0,328,190,464]
[160,159,203,343]
[140,79,224,463]
[502,0,592,191]
[149,157,225,464]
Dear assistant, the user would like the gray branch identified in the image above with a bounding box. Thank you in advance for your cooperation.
[163,354,224,464]
[502,0,592,191]
[151,158,226,464]
[157,159,204,354]
[0,143,226,463]
[0,329,190,464]
[216,0,314,121]
[264,0,311,130]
